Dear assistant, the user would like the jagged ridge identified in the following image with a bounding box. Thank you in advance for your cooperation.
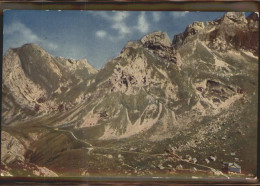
[2,43,97,124]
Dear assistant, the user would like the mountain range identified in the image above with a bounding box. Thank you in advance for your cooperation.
[1,12,258,178]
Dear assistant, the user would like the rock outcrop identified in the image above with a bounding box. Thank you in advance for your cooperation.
[141,31,177,64]
[173,21,205,49]
[141,31,172,47]
[173,12,258,55]
[1,131,58,177]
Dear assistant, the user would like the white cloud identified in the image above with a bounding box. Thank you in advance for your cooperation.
[111,21,131,35]
[110,12,131,37]
[112,12,130,22]
[90,11,129,22]
[91,11,151,41]
[96,30,107,38]
[136,12,149,33]
[152,12,161,22]
[4,21,58,52]
[91,11,132,40]
[171,11,189,18]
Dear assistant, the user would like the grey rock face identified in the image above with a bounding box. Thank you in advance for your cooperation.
[2,44,97,125]
[1,131,58,177]
[173,12,258,55]
[141,31,172,47]
[221,12,247,23]
[1,131,26,164]
[141,31,177,64]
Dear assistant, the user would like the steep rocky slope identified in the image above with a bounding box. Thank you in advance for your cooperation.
[1,12,258,177]
[41,12,257,140]
[2,44,97,125]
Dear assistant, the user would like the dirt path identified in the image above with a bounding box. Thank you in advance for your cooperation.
[46,124,229,178]
[40,124,93,147]
[57,128,93,147]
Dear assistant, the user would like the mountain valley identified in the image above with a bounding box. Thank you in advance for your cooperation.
[1,12,258,179]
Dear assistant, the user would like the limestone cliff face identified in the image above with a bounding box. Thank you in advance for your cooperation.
[141,31,177,64]
[173,12,258,55]
[141,31,172,47]
[1,131,58,177]
[173,21,205,49]
[2,44,97,125]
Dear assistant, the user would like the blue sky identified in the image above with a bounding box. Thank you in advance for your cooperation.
[3,10,247,69]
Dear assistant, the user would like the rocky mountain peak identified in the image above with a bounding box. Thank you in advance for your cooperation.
[78,59,98,74]
[2,43,98,124]
[184,21,205,37]
[211,12,258,54]
[20,43,42,49]
[247,12,259,31]
[16,43,48,55]
[140,31,177,64]
[220,12,247,24]
[59,57,98,74]
[173,12,258,55]
[141,31,171,47]
[247,12,259,21]
[172,21,204,50]
[124,40,143,49]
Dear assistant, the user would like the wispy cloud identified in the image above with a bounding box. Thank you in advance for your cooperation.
[171,11,189,18]
[91,11,151,41]
[91,11,131,39]
[136,12,149,33]
[90,11,129,23]
[96,30,107,38]
[112,11,130,22]
[152,12,161,22]
[111,21,131,35]
[4,21,58,52]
